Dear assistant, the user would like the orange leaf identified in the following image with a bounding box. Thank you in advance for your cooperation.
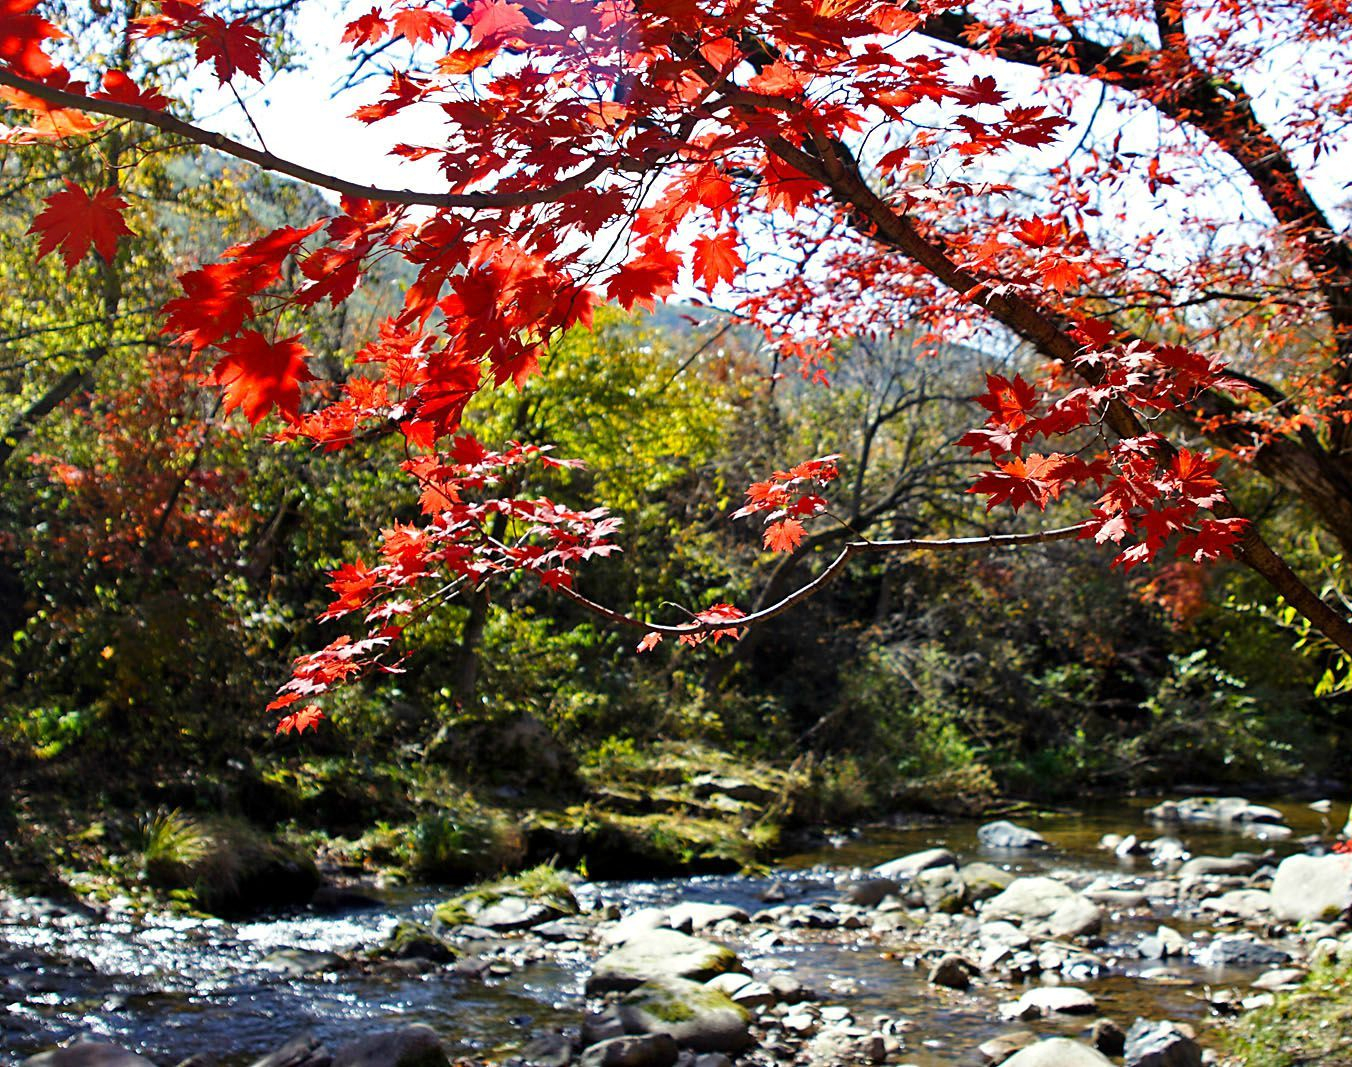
[763,518,806,552]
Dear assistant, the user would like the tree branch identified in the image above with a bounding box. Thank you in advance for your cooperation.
[557,523,1092,637]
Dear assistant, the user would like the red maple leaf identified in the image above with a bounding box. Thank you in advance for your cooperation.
[392,6,459,44]
[0,0,60,76]
[94,70,170,111]
[276,705,325,735]
[29,181,133,269]
[691,231,744,290]
[465,0,531,44]
[193,15,265,83]
[763,518,806,552]
[211,331,314,424]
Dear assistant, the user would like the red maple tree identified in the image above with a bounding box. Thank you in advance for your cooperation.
[2,0,1350,732]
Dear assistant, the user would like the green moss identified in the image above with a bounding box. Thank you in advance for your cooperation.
[1221,963,1352,1066]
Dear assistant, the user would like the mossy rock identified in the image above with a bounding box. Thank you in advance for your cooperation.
[434,864,579,931]
[375,921,458,963]
[616,976,752,1052]
[587,929,742,993]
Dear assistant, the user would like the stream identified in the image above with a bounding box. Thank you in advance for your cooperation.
[0,797,1339,1065]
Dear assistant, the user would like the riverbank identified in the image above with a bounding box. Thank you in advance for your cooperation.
[6,797,1352,1066]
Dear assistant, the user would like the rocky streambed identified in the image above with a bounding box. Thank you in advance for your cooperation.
[4,797,1351,1067]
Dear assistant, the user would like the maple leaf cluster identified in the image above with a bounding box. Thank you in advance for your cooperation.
[732,455,841,554]
[960,325,1251,570]
[269,435,620,733]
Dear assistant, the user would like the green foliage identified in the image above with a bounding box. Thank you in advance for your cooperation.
[1221,963,1352,1067]
[140,809,207,878]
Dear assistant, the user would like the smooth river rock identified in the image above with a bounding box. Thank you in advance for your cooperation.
[999,1037,1113,1066]
[331,1024,449,1067]
[978,821,1048,850]
[578,1035,679,1067]
[1123,1019,1202,1067]
[588,929,741,993]
[1271,852,1352,922]
[872,847,957,881]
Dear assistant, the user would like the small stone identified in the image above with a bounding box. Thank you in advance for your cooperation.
[578,1035,679,1067]
[978,1031,1036,1065]
[1251,968,1304,990]
[1123,1019,1201,1067]
[1091,1018,1126,1057]
[1002,986,1097,1018]
[767,974,807,1003]
[927,954,976,991]
[978,821,1048,850]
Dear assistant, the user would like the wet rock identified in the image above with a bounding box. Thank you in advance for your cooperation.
[1049,895,1103,938]
[476,896,569,930]
[375,922,458,963]
[521,1032,572,1067]
[961,863,1014,902]
[1085,889,1147,909]
[688,774,776,806]
[248,1033,333,1067]
[1114,835,1151,858]
[1252,967,1305,990]
[536,919,593,942]
[1271,853,1352,922]
[707,973,775,1010]
[331,1024,449,1067]
[1200,890,1272,920]
[666,904,748,932]
[844,878,899,907]
[21,1045,158,1067]
[927,953,977,990]
[578,1035,679,1067]
[1146,798,1284,827]
[1123,1020,1201,1067]
[1178,855,1260,879]
[262,949,345,977]
[767,974,808,1004]
[1002,986,1097,1018]
[871,847,957,881]
[1139,926,1188,959]
[978,821,1048,850]
[602,908,671,946]
[979,1031,1037,1065]
[1196,935,1291,968]
[692,1056,731,1067]
[983,876,1099,935]
[616,977,751,1053]
[999,1038,1112,1066]
[917,866,966,912]
[588,930,741,993]
[1091,1019,1126,1057]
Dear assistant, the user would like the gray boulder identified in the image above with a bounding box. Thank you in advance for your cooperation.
[1146,797,1283,826]
[1271,853,1352,922]
[1178,855,1260,878]
[978,821,1047,850]
[1004,987,1097,1018]
[588,929,741,993]
[616,977,751,1052]
[844,878,899,907]
[1124,1020,1202,1067]
[871,847,957,881]
[1200,890,1272,920]
[1049,895,1104,938]
[1196,936,1291,968]
[22,1046,157,1067]
[1000,1038,1113,1066]
[331,1025,449,1067]
[983,876,1100,936]
[578,1035,679,1067]
[665,903,748,932]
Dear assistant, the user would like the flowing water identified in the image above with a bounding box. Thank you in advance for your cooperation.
[0,797,1334,1065]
